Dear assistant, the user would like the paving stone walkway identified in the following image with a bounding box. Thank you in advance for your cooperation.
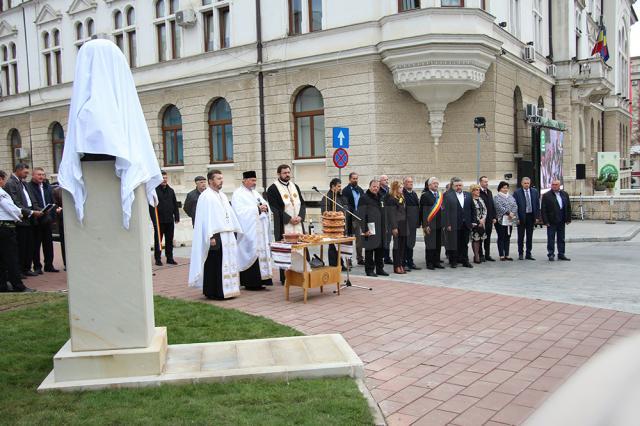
[22,252,640,426]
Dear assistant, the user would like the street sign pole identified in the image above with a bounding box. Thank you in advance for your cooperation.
[476,127,481,182]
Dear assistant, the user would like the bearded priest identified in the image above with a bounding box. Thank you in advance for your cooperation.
[231,171,273,290]
[188,169,242,300]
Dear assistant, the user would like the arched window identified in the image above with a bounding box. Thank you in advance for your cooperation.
[75,22,84,41]
[114,10,123,29]
[113,7,137,67]
[86,18,95,37]
[43,30,62,86]
[590,118,594,153]
[597,121,602,151]
[293,86,325,159]
[162,106,183,166]
[156,0,166,18]
[9,129,21,168]
[155,0,180,61]
[0,43,17,95]
[208,98,233,163]
[513,87,523,154]
[537,96,544,109]
[127,7,136,25]
[51,122,65,173]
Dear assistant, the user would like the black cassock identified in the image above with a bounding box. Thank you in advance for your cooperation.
[240,259,273,290]
[202,234,224,300]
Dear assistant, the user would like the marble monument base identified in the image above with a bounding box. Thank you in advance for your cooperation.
[38,334,363,392]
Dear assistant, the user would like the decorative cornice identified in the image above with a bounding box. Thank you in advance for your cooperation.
[35,4,62,26]
[67,0,97,17]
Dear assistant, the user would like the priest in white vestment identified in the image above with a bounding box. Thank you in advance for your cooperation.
[231,171,273,290]
[188,170,242,300]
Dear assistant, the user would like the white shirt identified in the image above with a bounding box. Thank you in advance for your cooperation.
[456,191,465,208]
[555,191,563,208]
[0,187,22,221]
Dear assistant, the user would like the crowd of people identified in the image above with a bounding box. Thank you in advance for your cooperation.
[0,163,64,293]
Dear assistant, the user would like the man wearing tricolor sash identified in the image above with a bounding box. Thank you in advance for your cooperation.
[232,171,273,290]
[419,177,445,270]
[189,169,242,300]
[266,164,306,284]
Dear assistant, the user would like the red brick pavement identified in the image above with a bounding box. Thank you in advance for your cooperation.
[22,251,640,426]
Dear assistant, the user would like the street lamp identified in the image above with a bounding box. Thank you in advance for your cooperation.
[474,117,486,182]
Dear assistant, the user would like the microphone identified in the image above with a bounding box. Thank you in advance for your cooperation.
[312,186,320,192]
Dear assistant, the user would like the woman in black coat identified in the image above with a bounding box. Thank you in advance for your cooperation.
[356,180,388,277]
[386,180,407,274]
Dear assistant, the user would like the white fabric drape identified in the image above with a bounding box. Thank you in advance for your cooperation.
[231,186,273,279]
[188,188,242,298]
[58,39,162,229]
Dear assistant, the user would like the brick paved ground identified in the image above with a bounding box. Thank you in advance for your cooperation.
[21,251,640,426]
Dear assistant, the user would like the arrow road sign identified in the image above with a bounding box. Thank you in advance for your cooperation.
[332,127,350,149]
[333,148,349,169]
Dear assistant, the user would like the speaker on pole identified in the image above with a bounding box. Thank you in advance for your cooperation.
[576,164,586,180]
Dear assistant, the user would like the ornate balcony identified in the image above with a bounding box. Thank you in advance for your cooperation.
[555,57,613,104]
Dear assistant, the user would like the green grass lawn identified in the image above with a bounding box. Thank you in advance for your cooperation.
[0,294,373,425]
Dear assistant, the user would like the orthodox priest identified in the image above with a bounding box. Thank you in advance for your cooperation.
[188,169,242,300]
[232,171,273,290]
[266,164,306,283]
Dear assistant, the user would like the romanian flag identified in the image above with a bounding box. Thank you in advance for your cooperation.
[591,27,609,62]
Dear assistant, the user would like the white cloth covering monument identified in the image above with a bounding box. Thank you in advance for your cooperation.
[39,40,363,392]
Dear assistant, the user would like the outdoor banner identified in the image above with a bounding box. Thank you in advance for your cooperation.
[540,128,564,193]
[597,152,620,195]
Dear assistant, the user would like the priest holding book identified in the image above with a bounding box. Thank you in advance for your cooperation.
[232,171,273,290]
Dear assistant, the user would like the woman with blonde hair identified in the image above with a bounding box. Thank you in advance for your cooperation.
[386,180,407,274]
[469,184,487,264]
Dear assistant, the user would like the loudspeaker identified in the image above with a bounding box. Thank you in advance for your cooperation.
[576,164,586,180]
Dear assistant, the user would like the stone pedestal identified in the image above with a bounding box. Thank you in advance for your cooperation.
[40,160,166,389]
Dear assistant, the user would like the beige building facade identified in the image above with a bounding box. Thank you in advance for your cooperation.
[0,0,636,200]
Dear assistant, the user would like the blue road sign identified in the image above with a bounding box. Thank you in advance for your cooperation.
[332,127,350,149]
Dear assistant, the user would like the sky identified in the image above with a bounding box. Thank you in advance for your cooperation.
[632,5,640,57]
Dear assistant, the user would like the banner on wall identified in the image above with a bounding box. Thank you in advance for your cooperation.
[540,128,564,193]
[597,152,620,195]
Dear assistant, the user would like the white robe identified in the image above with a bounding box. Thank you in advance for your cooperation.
[231,186,273,280]
[188,188,242,298]
[57,39,162,229]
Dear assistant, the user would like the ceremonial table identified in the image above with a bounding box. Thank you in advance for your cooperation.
[271,236,355,304]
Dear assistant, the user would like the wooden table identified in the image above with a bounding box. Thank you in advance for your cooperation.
[283,237,355,303]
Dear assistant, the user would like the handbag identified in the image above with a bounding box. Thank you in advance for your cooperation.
[309,254,325,269]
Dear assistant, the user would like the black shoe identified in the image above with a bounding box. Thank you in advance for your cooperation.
[518,255,524,260]
[366,271,378,277]
[166,259,178,265]
[479,255,486,262]
[13,287,36,293]
[558,255,571,261]
[427,265,435,270]
[526,255,536,260]
[376,270,389,276]
[450,263,457,268]
[485,256,496,262]
[23,271,38,277]
[34,268,44,275]
[357,259,365,266]
[548,255,555,261]
[463,262,474,268]
[435,264,445,269]
[44,266,60,272]
[409,264,421,270]
[155,260,163,266]
[383,258,393,265]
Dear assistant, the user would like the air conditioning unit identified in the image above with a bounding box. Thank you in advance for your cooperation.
[547,64,557,77]
[14,147,28,159]
[525,103,538,118]
[528,115,542,125]
[176,9,196,26]
[523,45,536,63]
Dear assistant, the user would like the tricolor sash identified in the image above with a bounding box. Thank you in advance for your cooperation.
[427,192,443,223]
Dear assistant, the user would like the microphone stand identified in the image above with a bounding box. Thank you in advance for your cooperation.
[311,187,372,292]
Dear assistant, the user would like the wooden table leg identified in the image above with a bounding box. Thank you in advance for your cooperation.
[284,270,290,301]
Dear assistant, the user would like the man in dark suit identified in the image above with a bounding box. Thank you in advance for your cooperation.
[403,176,421,270]
[4,163,43,277]
[357,179,389,277]
[342,172,365,265]
[478,176,496,262]
[513,177,540,260]
[28,167,58,273]
[541,179,571,261]
[420,177,445,270]
[149,171,180,266]
[378,175,392,264]
[443,177,473,268]
[183,175,207,228]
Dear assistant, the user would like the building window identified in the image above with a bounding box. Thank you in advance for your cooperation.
[288,0,302,35]
[51,122,65,173]
[75,18,95,50]
[399,0,421,11]
[440,0,462,7]
[309,0,322,32]
[219,6,230,48]
[162,105,183,166]
[42,30,62,86]
[208,98,233,163]
[113,7,137,67]
[575,8,582,59]
[9,128,21,168]
[509,0,520,38]
[155,0,180,62]
[293,86,325,159]
[532,0,543,51]
[0,43,17,96]
[203,8,214,52]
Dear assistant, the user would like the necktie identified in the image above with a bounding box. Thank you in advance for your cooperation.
[525,190,531,213]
